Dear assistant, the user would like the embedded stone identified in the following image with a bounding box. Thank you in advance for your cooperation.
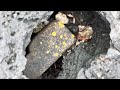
[23,20,76,79]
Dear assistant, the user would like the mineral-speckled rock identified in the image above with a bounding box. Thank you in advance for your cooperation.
[0,11,53,79]
[23,20,76,79]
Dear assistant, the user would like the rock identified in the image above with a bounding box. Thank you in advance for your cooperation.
[76,68,87,79]
[0,11,53,79]
[77,54,120,79]
[107,47,120,60]
[56,11,111,79]
[1,11,118,79]
[77,11,120,79]
[57,44,92,79]
[23,20,76,79]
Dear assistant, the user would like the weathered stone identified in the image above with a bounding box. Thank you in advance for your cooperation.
[107,47,120,60]
[100,11,120,51]
[77,11,120,79]
[77,54,120,79]
[56,11,111,79]
[23,20,76,79]
[0,11,53,79]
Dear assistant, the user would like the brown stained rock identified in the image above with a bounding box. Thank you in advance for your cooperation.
[23,20,76,79]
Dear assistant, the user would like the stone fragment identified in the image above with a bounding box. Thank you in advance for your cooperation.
[23,20,76,79]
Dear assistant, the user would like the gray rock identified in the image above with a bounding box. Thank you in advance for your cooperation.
[77,54,120,79]
[56,11,111,79]
[23,20,76,79]
[100,11,120,51]
[0,11,53,79]
[107,47,120,60]
[77,11,120,79]
[1,11,119,79]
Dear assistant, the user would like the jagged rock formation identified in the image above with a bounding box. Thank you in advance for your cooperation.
[0,11,53,79]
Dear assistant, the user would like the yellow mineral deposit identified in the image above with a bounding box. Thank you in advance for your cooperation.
[54,53,59,57]
[71,34,75,38]
[60,35,63,39]
[62,41,66,46]
[24,16,76,79]
[52,31,56,36]
[58,21,65,28]
[55,45,58,48]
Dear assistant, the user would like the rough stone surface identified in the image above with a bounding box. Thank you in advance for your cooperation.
[77,54,120,79]
[99,11,120,51]
[1,11,120,79]
[0,11,53,79]
[23,20,76,79]
[56,11,111,79]
[77,11,120,79]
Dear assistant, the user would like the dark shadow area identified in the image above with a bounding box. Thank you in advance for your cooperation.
[40,56,63,79]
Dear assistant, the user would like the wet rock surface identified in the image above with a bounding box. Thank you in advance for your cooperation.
[41,11,111,79]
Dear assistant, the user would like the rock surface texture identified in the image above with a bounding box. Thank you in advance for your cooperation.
[77,11,120,79]
[56,11,111,79]
[0,11,53,79]
[23,20,76,79]
[0,11,120,79]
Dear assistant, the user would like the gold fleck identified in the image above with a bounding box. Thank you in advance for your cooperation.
[52,31,56,36]
[60,35,63,39]
[71,34,75,38]
[58,21,64,28]
[54,53,59,57]
[62,41,66,46]
[55,45,58,48]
